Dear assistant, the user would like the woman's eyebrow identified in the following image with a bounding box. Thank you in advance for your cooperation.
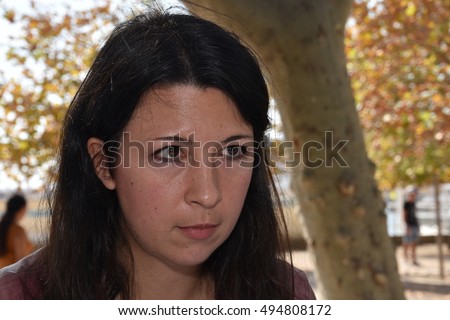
[149,135,189,142]
[222,135,254,143]
[149,134,253,144]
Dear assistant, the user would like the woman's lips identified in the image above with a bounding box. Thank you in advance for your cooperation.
[177,224,218,240]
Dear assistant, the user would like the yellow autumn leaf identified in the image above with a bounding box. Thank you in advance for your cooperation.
[432,94,443,104]
[4,10,15,23]
[43,83,59,92]
[405,3,417,17]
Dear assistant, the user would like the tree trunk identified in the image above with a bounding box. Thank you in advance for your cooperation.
[183,0,405,299]
[433,175,445,279]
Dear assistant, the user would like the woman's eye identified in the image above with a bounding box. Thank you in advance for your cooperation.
[155,146,182,161]
[224,145,247,158]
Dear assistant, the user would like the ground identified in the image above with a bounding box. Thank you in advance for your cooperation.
[292,243,450,299]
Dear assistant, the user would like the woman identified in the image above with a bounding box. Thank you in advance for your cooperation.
[0,194,34,268]
[0,10,315,299]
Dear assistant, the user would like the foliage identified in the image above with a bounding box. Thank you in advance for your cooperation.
[0,0,120,186]
[2,0,449,190]
[346,0,450,189]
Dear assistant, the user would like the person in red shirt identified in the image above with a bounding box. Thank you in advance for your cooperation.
[0,10,315,300]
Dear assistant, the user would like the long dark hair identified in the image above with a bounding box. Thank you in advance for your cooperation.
[0,194,27,255]
[43,10,293,299]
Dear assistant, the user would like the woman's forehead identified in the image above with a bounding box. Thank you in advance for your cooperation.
[124,85,253,141]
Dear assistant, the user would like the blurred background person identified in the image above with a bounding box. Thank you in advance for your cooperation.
[0,194,35,268]
[402,191,420,266]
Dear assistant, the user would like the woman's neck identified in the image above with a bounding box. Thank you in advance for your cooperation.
[127,246,213,299]
[133,264,212,299]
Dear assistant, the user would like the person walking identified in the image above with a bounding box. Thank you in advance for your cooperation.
[402,191,420,266]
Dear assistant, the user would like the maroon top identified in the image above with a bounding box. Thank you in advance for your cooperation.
[0,249,43,299]
[0,249,315,299]
[293,267,316,299]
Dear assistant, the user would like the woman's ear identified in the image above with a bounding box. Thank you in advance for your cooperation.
[87,137,116,190]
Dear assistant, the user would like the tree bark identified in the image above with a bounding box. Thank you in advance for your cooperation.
[433,175,445,279]
[183,0,405,299]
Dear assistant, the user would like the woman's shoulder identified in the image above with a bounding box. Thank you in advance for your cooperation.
[0,248,44,299]
[7,223,27,239]
[292,265,316,300]
[277,259,316,299]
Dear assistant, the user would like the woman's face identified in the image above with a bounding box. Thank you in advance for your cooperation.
[15,205,27,222]
[102,85,254,270]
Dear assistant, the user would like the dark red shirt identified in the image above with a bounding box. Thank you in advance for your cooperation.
[0,249,43,299]
[293,267,316,299]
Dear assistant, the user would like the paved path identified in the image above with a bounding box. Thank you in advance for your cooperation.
[396,243,450,299]
[292,243,450,299]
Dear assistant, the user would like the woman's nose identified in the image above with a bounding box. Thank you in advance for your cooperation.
[184,161,222,209]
